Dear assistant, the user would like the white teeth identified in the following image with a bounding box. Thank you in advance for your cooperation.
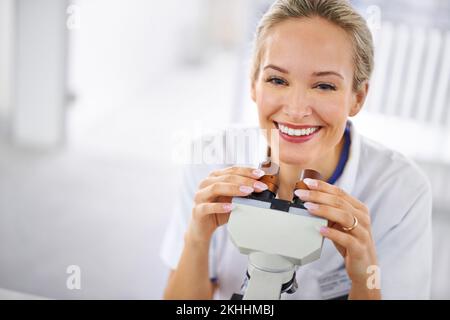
[278,124,319,137]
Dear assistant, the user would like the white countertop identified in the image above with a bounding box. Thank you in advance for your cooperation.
[0,288,47,300]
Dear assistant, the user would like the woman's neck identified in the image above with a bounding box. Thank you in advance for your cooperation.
[276,136,345,201]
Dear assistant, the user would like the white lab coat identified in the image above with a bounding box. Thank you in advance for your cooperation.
[160,121,432,299]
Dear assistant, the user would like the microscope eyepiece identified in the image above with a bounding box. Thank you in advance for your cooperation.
[248,146,279,201]
[238,146,323,207]
[292,169,324,206]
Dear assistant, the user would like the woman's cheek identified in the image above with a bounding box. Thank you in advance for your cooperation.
[323,107,345,126]
[258,90,283,120]
[316,96,349,126]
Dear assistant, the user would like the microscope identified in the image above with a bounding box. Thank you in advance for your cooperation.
[227,147,327,300]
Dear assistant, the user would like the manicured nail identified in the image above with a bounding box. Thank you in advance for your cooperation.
[303,202,318,211]
[294,189,309,199]
[239,185,254,194]
[223,203,234,211]
[303,178,318,187]
[254,181,268,191]
[252,169,265,178]
[319,226,329,235]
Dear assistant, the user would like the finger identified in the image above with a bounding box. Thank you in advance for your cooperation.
[294,189,353,212]
[192,202,234,220]
[304,202,358,233]
[297,188,370,229]
[194,182,254,204]
[319,226,361,254]
[210,166,266,180]
[199,174,268,192]
[303,179,367,211]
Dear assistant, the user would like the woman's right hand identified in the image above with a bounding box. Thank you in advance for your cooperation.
[186,166,269,244]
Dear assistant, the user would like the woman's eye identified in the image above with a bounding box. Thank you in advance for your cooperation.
[266,77,287,86]
[315,83,336,91]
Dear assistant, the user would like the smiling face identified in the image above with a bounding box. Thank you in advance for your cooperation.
[251,16,368,170]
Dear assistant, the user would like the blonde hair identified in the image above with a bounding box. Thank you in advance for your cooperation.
[250,0,374,91]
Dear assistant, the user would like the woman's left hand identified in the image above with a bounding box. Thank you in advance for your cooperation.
[294,178,381,299]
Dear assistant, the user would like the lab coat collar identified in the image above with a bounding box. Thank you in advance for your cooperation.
[334,121,360,195]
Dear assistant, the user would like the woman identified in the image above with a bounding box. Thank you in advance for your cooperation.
[161,0,432,300]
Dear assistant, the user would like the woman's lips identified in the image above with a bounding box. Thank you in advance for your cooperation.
[273,121,322,144]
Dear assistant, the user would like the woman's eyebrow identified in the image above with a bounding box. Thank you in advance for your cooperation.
[263,65,344,80]
[263,64,289,74]
[312,71,344,80]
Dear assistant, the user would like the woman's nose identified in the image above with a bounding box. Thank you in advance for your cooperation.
[282,88,313,119]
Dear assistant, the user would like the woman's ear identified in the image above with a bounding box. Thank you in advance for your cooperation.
[349,81,369,117]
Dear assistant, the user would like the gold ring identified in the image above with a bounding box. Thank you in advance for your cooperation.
[342,215,358,232]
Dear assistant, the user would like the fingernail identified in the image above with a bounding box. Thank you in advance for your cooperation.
[303,202,318,211]
[252,169,265,178]
[303,178,318,187]
[254,181,268,191]
[294,189,309,199]
[320,226,329,235]
[223,203,234,211]
[239,185,254,194]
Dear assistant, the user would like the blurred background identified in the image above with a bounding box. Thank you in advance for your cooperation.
[0,0,449,299]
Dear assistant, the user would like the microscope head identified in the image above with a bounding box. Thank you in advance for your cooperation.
[227,148,327,266]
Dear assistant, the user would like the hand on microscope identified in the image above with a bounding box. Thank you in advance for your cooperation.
[294,179,380,299]
[164,166,269,300]
[186,166,269,244]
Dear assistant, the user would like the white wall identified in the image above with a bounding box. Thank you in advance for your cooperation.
[68,0,205,106]
[11,0,68,148]
[0,0,14,121]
